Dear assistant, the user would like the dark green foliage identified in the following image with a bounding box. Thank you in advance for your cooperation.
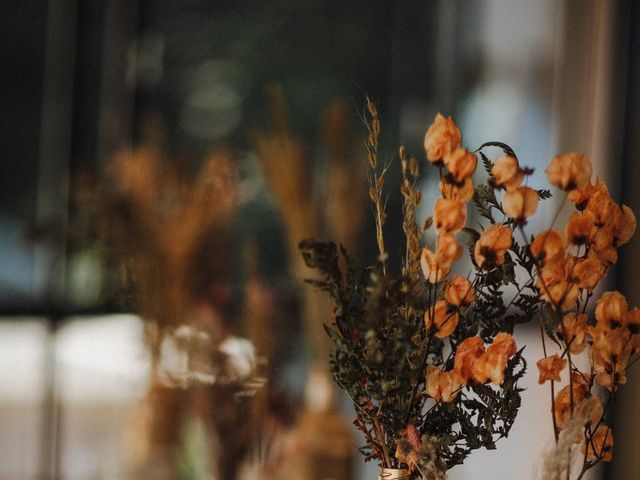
[299,236,529,471]
[473,183,503,222]
[537,189,552,200]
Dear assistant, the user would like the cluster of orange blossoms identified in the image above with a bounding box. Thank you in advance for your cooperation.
[426,333,517,403]
[532,152,637,464]
[421,114,518,403]
[421,112,639,467]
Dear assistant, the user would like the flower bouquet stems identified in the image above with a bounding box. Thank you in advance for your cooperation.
[301,100,637,479]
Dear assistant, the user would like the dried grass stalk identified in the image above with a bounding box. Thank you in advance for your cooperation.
[364,97,388,273]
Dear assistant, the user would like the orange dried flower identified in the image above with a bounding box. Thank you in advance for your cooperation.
[571,370,591,390]
[589,228,618,265]
[490,332,517,356]
[585,187,614,227]
[581,395,604,428]
[474,224,513,270]
[537,280,580,309]
[446,147,477,181]
[471,332,516,385]
[555,393,602,438]
[420,234,462,284]
[552,386,572,429]
[536,354,567,384]
[530,230,565,264]
[424,114,462,165]
[613,204,636,247]
[491,155,523,191]
[546,152,592,191]
[568,180,598,211]
[625,307,640,337]
[573,257,606,291]
[420,248,445,285]
[536,256,580,308]
[566,211,596,246]
[625,308,640,353]
[454,336,485,384]
[553,382,590,429]
[444,275,475,307]
[595,291,628,330]
[583,425,614,462]
[437,233,463,265]
[502,186,539,222]
[426,365,461,402]
[439,175,474,203]
[433,198,466,233]
[557,313,588,354]
[590,326,631,390]
[425,300,459,338]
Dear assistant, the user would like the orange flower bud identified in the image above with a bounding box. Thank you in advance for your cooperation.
[439,175,474,203]
[546,152,592,191]
[424,300,458,338]
[446,147,477,181]
[426,365,461,402]
[557,313,588,354]
[471,332,516,385]
[453,336,485,384]
[433,198,466,233]
[474,224,513,270]
[491,155,523,191]
[566,211,596,246]
[582,425,613,462]
[530,230,565,264]
[424,114,462,165]
[502,186,539,221]
[444,275,475,307]
[536,354,567,384]
[595,291,628,330]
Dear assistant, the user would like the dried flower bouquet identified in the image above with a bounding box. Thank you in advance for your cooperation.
[300,101,637,479]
